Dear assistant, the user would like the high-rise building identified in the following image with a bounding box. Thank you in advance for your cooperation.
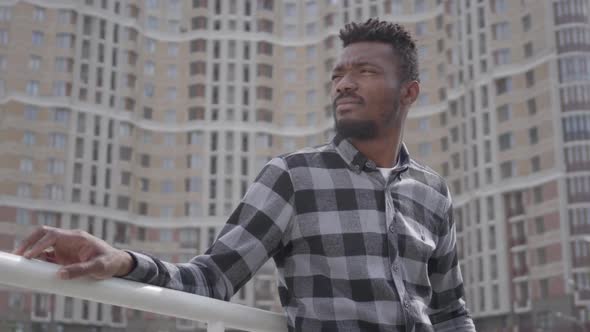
[0,0,587,331]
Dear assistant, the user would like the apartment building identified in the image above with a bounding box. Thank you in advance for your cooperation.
[0,0,587,331]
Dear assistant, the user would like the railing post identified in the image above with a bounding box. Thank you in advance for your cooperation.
[207,321,225,332]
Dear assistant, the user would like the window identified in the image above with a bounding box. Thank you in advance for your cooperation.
[18,183,32,198]
[0,7,11,21]
[496,104,511,122]
[284,91,296,105]
[164,133,176,146]
[161,180,175,193]
[162,158,175,169]
[29,55,41,71]
[306,67,316,81]
[529,127,539,144]
[418,142,432,157]
[306,46,317,59]
[495,77,512,95]
[44,184,64,200]
[284,69,296,83]
[500,160,515,179]
[284,47,296,61]
[522,14,531,32]
[498,132,514,151]
[167,87,177,100]
[144,83,154,97]
[306,90,316,105]
[492,22,510,40]
[32,31,44,46]
[0,29,8,45]
[58,9,71,24]
[525,70,535,87]
[33,7,45,21]
[147,16,159,29]
[416,22,428,36]
[167,65,177,78]
[414,0,426,13]
[527,98,537,115]
[23,131,36,145]
[49,133,67,149]
[535,216,545,234]
[26,80,40,96]
[284,3,296,17]
[144,61,155,75]
[531,156,541,172]
[55,57,69,72]
[493,48,511,65]
[47,158,65,175]
[145,38,156,53]
[537,247,547,265]
[53,81,67,96]
[56,33,72,48]
[491,0,507,14]
[20,159,33,173]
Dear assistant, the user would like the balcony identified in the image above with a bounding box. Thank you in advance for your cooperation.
[570,224,590,235]
[510,236,527,247]
[513,266,529,277]
[573,256,590,268]
[0,251,287,332]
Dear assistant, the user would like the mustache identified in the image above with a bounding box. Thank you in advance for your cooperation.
[332,93,365,108]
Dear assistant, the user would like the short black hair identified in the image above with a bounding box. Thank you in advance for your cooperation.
[339,18,419,83]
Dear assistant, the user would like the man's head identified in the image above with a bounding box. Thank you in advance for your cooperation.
[331,19,420,141]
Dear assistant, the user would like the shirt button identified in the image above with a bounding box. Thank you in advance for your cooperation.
[352,164,360,172]
[392,264,399,272]
[389,225,395,233]
[404,300,410,309]
[365,160,376,169]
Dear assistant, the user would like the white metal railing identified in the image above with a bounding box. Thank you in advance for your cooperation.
[0,251,287,332]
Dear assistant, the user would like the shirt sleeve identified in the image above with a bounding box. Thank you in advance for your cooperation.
[121,157,295,301]
[427,189,476,332]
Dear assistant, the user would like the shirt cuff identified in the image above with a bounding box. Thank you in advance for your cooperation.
[120,250,155,282]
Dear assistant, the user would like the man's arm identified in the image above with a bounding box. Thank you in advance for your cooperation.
[427,194,476,331]
[123,157,295,301]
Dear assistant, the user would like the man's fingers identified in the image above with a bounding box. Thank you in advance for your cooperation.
[59,258,106,280]
[12,226,50,255]
[22,233,57,259]
[37,250,57,263]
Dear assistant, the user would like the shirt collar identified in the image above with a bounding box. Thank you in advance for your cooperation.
[331,135,411,174]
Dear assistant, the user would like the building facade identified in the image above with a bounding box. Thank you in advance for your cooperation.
[0,0,587,331]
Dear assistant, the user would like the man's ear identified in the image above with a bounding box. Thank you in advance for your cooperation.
[400,81,420,107]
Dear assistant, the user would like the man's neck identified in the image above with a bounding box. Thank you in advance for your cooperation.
[349,131,402,168]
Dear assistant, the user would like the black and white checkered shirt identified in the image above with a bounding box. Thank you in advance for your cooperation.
[125,136,475,332]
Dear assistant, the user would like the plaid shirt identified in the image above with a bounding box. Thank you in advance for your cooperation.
[125,136,475,332]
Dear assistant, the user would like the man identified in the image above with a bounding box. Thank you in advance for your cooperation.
[14,19,476,331]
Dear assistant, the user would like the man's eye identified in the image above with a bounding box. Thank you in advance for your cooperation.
[360,69,375,74]
[331,75,342,80]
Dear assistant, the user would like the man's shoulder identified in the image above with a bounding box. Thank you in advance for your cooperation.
[406,158,451,201]
[275,142,341,169]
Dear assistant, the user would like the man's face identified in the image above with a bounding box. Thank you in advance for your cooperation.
[331,42,402,140]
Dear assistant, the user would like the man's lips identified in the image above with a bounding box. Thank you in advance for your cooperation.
[335,98,364,107]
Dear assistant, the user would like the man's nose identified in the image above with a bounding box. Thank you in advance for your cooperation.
[336,75,358,94]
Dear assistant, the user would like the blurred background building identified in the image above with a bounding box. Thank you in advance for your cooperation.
[0,0,588,331]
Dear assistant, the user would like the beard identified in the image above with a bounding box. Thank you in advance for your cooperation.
[332,95,400,141]
[334,118,378,140]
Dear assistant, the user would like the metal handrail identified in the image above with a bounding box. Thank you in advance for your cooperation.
[0,251,287,332]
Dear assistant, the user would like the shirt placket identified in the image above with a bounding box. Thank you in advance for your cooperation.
[384,173,415,331]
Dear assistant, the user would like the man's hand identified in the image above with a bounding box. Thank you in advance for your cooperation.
[12,226,134,280]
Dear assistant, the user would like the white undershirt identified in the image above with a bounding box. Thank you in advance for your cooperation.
[377,167,395,179]
[377,158,400,180]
